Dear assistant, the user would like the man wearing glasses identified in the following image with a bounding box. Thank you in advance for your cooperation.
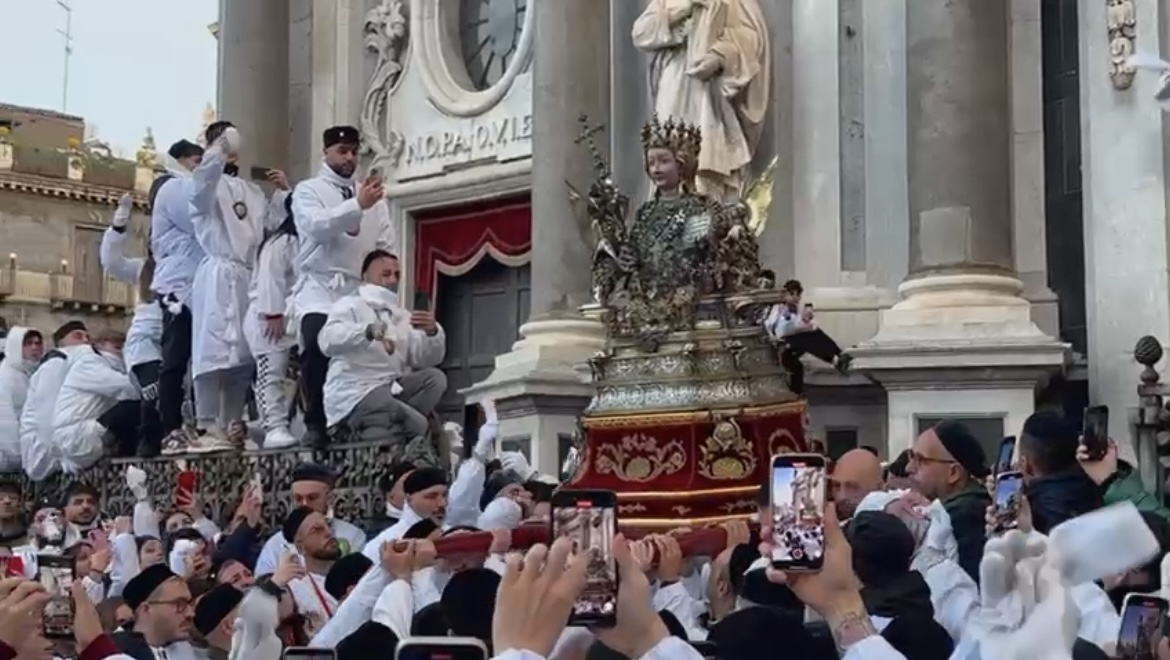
[113,563,197,660]
[907,419,992,584]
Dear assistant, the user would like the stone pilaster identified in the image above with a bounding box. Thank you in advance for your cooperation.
[217,0,290,174]
[461,0,609,475]
[851,0,1067,455]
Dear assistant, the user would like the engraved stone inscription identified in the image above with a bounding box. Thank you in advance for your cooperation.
[405,114,533,165]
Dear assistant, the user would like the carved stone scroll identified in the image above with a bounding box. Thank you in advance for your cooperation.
[360,0,409,175]
[1108,0,1136,90]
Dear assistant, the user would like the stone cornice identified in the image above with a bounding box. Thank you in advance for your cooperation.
[0,170,148,210]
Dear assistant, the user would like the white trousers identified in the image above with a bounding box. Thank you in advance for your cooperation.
[254,349,292,432]
[194,365,252,431]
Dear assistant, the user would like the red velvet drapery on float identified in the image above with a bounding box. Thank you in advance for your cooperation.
[413,198,532,299]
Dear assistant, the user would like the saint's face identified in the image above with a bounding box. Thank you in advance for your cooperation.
[645,147,681,192]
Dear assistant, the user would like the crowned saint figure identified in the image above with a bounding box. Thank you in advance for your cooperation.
[632,0,770,202]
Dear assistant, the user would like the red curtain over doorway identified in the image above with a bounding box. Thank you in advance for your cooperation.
[414,198,531,298]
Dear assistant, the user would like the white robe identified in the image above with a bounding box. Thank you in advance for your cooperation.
[188,145,287,377]
[51,348,136,473]
[317,285,446,427]
[19,344,90,480]
[244,232,298,356]
[150,164,202,305]
[0,327,35,472]
[100,225,162,371]
[288,163,396,324]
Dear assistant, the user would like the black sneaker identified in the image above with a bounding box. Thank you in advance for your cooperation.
[303,426,329,451]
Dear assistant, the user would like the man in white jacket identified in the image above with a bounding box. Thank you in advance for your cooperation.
[52,330,139,472]
[290,125,395,449]
[175,122,289,455]
[150,139,205,443]
[0,326,43,472]
[19,320,90,480]
[318,250,446,464]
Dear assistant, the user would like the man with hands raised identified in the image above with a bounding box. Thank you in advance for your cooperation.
[290,126,396,449]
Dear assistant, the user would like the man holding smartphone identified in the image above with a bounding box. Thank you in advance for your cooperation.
[290,125,396,449]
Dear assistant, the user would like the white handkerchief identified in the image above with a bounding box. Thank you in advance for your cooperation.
[482,399,498,424]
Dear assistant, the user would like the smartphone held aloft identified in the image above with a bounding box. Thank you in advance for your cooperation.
[768,453,827,571]
[396,636,488,660]
[550,489,619,627]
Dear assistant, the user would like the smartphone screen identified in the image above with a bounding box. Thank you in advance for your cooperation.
[395,637,489,660]
[992,471,1025,534]
[1118,594,1168,659]
[37,555,75,639]
[995,436,1016,475]
[550,489,618,626]
[1083,405,1110,461]
[250,165,271,181]
[414,291,431,311]
[281,648,337,660]
[0,555,24,578]
[769,454,827,571]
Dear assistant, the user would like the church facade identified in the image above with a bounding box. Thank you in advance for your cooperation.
[214,0,1166,472]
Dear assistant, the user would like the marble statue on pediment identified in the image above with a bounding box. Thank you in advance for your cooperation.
[632,0,771,202]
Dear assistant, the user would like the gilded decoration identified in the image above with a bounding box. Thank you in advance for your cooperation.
[1108,0,1137,90]
[768,428,798,456]
[361,0,409,174]
[568,115,777,347]
[595,433,686,483]
[698,419,757,481]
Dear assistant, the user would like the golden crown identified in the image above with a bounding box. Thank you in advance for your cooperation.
[640,115,701,162]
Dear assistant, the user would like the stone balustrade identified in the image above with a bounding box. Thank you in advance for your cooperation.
[0,268,135,310]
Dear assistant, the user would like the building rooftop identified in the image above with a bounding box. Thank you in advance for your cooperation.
[0,101,83,124]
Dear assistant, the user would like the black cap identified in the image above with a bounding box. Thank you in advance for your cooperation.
[337,621,399,660]
[282,506,314,544]
[123,564,177,610]
[193,584,243,636]
[291,463,336,486]
[379,462,416,495]
[441,568,500,641]
[325,553,373,601]
[479,469,524,510]
[167,139,204,160]
[932,420,990,479]
[324,125,360,149]
[51,320,87,345]
[403,467,448,495]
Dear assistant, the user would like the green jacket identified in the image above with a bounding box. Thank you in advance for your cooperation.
[943,481,992,585]
[1101,462,1170,521]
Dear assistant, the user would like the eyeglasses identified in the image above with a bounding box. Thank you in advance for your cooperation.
[907,451,955,466]
[148,598,193,611]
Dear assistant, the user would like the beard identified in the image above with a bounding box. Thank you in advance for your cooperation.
[328,161,356,179]
[311,542,342,561]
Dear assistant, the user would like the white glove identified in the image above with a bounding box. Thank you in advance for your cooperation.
[112,194,132,228]
[978,529,1048,627]
[473,421,497,463]
[218,126,241,155]
[126,465,148,502]
[979,545,1079,660]
[500,450,536,481]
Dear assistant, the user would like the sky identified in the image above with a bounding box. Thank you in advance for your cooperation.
[0,0,218,158]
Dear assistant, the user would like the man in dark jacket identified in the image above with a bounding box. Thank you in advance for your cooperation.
[1018,411,1103,534]
[908,419,992,584]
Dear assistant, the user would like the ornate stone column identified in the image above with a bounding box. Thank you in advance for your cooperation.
[217,0,289,174]
[462,0,609,475]
[851,0,1067,456]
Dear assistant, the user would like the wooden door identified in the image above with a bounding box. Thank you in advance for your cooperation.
[435,257,531,448]
[72,226,105,303]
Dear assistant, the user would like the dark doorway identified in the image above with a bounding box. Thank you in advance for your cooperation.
[1041,0,1086,354]
[434,256,531,446]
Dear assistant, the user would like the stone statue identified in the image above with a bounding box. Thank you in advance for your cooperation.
[568,114,774,346]
[136,127,157,170]
[632,0,771,202]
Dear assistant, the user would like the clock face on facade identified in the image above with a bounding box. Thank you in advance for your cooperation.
[460,0,528,91]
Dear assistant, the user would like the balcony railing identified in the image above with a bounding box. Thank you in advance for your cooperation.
[0,266,13,297]
[8,143,136,189]
[49,272,135,310]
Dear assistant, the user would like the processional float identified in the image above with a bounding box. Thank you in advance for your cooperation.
[440,114,804,557]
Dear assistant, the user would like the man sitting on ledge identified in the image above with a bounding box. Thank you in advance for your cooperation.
[760,273,850,394]
[317,249,447,465]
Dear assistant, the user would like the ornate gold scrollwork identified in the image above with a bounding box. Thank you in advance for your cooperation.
[595,433,687,483]
[768,428,798,456]
[618,503,648,515]
[671,504,693,517]
[698,419,758,480]
[719,499,758,513]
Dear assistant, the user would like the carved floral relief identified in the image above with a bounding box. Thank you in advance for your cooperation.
[1107,0,1136,90]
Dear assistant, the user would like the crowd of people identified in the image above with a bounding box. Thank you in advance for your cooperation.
[0,412,1156,659]
[0,121,450,478]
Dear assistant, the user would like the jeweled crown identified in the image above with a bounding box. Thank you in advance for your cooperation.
[640,115,701,163]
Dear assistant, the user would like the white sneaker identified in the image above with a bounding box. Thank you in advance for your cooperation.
[263,427,298,449]
[159,430,193,456]
[187,432,237,454]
